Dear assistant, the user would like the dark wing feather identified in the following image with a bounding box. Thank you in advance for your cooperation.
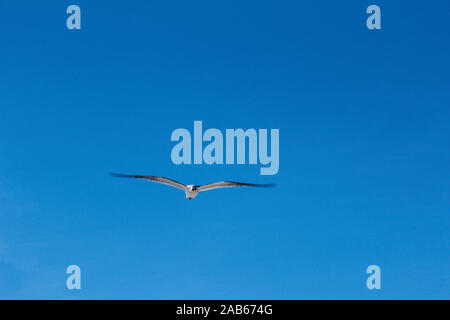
[110,173,186,190]
[198,181,275,192]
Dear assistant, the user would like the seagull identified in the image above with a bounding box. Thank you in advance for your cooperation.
[110,173,275,199]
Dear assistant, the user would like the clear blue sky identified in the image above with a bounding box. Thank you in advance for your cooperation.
[0,0,449,299]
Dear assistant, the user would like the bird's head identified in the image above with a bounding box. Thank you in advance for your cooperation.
[187,185,198,192]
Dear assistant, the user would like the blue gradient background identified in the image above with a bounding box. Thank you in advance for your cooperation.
[0,1,449,299]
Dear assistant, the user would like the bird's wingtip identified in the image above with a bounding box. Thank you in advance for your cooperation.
[110,172,128,178]
[261,183,276,188]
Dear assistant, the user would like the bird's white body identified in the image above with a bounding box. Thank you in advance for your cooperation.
[111,173,274,199]
[185,185,199,199]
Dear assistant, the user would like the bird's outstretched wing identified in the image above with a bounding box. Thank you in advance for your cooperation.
[197,181,275,192]
[110,173,186,190]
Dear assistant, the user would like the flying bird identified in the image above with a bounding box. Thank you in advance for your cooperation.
[110,173,275,199]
